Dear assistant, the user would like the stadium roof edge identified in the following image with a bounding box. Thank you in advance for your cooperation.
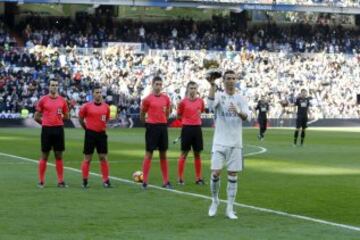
[7,0,360,14]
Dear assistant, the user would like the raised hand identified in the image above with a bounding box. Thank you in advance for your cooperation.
[206,74,216,86]
[228,102,239,114]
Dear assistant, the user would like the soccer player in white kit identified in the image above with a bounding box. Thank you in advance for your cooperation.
[207,70,251,219]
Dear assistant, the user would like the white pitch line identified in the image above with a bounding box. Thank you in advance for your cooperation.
[245,144,267,156]
[0,149,359,233]
[0,146,267,165]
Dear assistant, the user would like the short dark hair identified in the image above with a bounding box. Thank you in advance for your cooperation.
[49,79,58,84]
[92,84,102,92]
[223,70,236,79]
[186,81,197,88]
[152,76,162,84]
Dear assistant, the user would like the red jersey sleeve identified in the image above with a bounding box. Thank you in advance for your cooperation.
[166,95,171,110]
[106,105,110,121]
[177,100,184,116]
[79,104,87,118]
[36,97,44,113]
[141,97,149,113]
[62,98,69,114]
[164,95,171,115]
[200,99,205,112]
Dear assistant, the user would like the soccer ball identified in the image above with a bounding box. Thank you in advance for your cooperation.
[132,171,144,183]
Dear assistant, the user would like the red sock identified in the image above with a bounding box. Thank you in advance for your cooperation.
[81,160,90,180]
[160,159,169,185]
[55,159,64,183]
[100,160,109,182]
[194,155,202,180]
[177,155,186,181]
[142,156,152,184]
[38,159,47,183]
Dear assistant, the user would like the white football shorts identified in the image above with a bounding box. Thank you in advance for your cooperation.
[211,145,243,172]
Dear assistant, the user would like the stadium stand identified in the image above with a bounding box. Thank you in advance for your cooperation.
[0,16,359,119]
[18,15,360,52]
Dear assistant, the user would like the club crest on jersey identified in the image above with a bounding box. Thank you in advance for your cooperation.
[163,106,167,112]
[57,108,63,115]
[101,115,106,122]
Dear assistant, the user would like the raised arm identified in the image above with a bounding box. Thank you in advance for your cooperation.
[207,76,218,111]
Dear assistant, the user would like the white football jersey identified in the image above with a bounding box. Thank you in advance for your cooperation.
[208,91,251,148]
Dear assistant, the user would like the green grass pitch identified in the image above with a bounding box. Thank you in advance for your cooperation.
[0,127,359,239]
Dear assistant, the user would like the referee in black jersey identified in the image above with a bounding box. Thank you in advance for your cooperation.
[294,89,311,146]
[255,96,269,141]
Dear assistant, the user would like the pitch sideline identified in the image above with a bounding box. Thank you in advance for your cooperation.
[0,146,359,233]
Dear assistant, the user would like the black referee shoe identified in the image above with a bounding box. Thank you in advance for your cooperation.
[57,181,68,188]
[162,182,173,189]
[178,179,185,185]
[103,180,112,188]
[195,179,205,185]
[142,182,148,190]
[82,179,88,189]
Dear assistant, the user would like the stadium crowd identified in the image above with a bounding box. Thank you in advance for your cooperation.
[279,0,359,6]
[0,45,142,119]
[19,15,360,53]
[1,18,360,119]
[244,0,359,6]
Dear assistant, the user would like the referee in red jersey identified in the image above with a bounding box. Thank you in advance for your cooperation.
[34,79,69,188]
[79,85,111,188]
[140,76,172,189]
[177,81,205,185]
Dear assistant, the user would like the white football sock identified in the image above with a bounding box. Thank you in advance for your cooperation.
[226,175,238,212]
[210,174,220,203]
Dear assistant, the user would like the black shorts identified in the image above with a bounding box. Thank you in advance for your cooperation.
[296,116,308,129]
[41,126,65,152]
[258,118,267,129]
[83,129,108,155]
[181,125,203,152]
[145,123,168,152]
